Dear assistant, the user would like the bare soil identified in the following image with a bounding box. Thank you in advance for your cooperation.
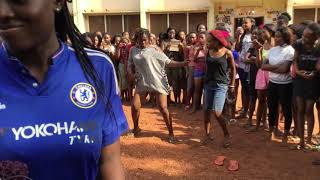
[120,99,320,180]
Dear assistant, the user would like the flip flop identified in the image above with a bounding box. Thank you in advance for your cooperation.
[227,160,239,171]
[202,135,214,145]
[214,156,226,166]
[305,144,320,152]
[229,119,237,124]
[168,136,179,144]
[125,128,142,137]
[184,105,191,111]
[289,144,308,152]
[223,136,232,148]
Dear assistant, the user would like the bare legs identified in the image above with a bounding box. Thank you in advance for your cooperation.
[156,93,175,139]
[131,93,143,136]
[254,90,268,131]
[296,97,316,146]
[203,109,231,147]
[191,77,203,113]
[131,92,175,142]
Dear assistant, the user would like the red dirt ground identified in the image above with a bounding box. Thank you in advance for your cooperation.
[120,99,320,180]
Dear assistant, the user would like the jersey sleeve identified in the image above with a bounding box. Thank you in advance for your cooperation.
[101,60,128,147]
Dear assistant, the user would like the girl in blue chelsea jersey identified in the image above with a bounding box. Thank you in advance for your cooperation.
[0,0,128,179]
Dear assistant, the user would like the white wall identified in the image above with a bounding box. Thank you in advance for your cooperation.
[75,0,318,33]
[78,0,140,13]
[143,0,210,12]
[293,0,320,6]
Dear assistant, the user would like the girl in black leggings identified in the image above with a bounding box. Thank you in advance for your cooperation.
[261,27,295,144]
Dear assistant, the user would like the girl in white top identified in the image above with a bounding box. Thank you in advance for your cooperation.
[128,28,188,143]
[262,27,295,144]
[235,17,255,118]
[102,33,116,57]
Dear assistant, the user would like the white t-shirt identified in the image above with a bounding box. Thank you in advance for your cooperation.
[239,33,252,72]
[268,45,295,84]
[103,45,115,54]
[128,47,172,95]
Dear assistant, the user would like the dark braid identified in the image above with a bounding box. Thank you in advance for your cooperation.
[134,28,150,42]
[55,1,115,119]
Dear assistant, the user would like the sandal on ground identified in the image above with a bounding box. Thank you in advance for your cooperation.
[202,135,214,145]
[289,144,306,151]
[307,140,318,146]
[125,128,142,137]
[229,119,237,125]
[238,114,249,119]
[168,136,179,144]
[223,136,232,148]
[274,129,283,137]
[184,105,191,111]
[245,127,258,134]
[133,128,142,137]
[313,136,320,145]
[227,160,239,171]
[264,127,270,132]
[214,156,226,166]
[305,143,320,151]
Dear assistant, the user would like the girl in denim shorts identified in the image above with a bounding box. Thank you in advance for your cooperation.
[203,30,236,148]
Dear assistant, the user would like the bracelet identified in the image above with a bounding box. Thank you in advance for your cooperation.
[229,86,235,88]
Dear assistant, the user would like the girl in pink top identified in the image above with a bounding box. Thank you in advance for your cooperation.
[191,32,208,113]
[184,32,197,109]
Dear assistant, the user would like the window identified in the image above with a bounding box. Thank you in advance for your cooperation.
[88,16,104,33]
[318,8,320,23]
[106,15,122,36]
[150,12,207,36]
[169,13,187,32]
[189,13,207,33]
[294,8,316,24]
[124,15,141,35]
[88,14,140,36]
[150,14,167,36]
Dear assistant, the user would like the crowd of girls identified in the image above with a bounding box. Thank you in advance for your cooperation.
[80,13,320,151]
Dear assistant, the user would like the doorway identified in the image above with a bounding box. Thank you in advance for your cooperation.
[234,17,264,32]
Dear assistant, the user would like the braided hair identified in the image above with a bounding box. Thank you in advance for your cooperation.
[133,28,150,43]
[55,0,114,115]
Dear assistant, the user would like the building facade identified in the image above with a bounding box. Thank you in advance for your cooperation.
[71,0,320,36]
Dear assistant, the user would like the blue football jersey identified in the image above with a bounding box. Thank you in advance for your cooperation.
[0,42,128,180]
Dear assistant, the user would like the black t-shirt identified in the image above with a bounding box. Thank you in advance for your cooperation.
[295,39,320,72]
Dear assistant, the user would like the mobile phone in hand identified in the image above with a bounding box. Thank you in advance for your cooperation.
[304,71,314,76]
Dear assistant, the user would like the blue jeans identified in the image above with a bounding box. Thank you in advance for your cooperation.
[204,83,228,113]
[194,69,205,78]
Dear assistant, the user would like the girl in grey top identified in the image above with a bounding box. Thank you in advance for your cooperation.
[127,28,188,143]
